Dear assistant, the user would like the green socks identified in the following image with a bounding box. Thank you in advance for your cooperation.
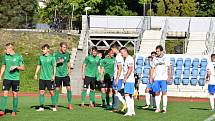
[1,96,7,112]
[13,97,18,112]
[67,90,72,104]
[90,91,95,104]
[81,90,87,103]
[55,90,60,105]
[101,93,106,105]
[39,94,45,107]
[51,96,56,106]
[109,96,113,106]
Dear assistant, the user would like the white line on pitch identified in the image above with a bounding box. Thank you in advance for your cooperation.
[204,114,215,121]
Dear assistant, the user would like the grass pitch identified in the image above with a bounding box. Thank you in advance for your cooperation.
[0,96,214,121]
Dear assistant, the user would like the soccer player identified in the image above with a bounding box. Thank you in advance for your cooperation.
[120,47,135,116]
[53,42,73,110]
[150,45,172,113]
[34,44,57,112]
[0,43,25,117]
[81,46,100,107]
[100,49,115,109]
[111,44,126,112]
[143,51,156,109]
[206,54,215,111]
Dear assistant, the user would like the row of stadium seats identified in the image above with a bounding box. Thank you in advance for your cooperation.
[135,56,208,86]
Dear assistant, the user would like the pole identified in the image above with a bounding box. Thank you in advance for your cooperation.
[25,13,27,29]
[71,4,74,30]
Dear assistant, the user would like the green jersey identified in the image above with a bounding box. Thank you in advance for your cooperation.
[96,57,102,81]
[38,54,56,80]
[53,51,70,77]
[83,55,100,78]
[2,53,24,81]
[101,56,115,79]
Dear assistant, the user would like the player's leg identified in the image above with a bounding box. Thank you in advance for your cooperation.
[153,81,161,113]
[54,77,62,107]
[11,81,20,116]
[112,79,119,111]
[100,81,107,108]
[81,76,90,107]
[115,79,126,111]
[63,76,73,109]
[208,85,215,111]
[0,80,11,116]
[89,77,96,107]
[143,85,151,109]
[124,82,135,116]
[106,79,113,109]
[37,80,46,111]
[161,80,168,113]
[47,80,57,111]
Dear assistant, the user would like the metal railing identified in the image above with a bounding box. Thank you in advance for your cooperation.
[160,18,168,50]
[205,18,214,55]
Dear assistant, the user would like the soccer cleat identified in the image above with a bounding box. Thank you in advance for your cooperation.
[142,105,150,109]
[121,104,127,112]
[12,112,16,117]
[211,109,214,112]
[52,107,57,112]
[0,111,5,117]
[131,112,136,116]
[102,104,106,108]
[90,103,95,108]
[124,113,132,117]
[134,91,138,99]
[155,109,160,113]
[36,107,44,112]
[81,103,85,107]
[68,104,73,110]
[161,110,167,113]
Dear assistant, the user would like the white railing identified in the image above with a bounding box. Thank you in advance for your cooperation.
[160,18,168,49]
[205,18,214,55]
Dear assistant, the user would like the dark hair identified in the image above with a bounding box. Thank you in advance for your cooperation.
[42,44,50,49]
[91,46,97,51]
[106,48,112,54]
[5,43,14,47]
[110,44,119,50]
[156,45,164,51]
[119,47,128,52]
[60,42,68,47]
[151,51,156,55]
[211,54,215,58]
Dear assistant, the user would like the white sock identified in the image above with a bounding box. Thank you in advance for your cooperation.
[163,95,168,111]
[209,94,214,110]
[153,96,156,108]
[117,93,126,105]
[145,93,150,106]
[130,96,135,114]
[125,96,131,114]
[155,95,161,110]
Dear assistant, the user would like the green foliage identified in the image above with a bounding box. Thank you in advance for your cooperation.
[180,0,196,16]
[165,39,184,54]
[0,0,38,28]
[165,0,180,16]
[196,0,215,17]
[156,0,165,16]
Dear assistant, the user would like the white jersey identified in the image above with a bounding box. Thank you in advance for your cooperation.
[114,53,124,79]
[123,55,135,83]
[207,62,215,85]
[151,55,171,80]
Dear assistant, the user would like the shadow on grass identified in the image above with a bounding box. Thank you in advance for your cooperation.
[189,108,210,111]
[136,106,155,112]
[0,109,18,114]
[30,105,52,110]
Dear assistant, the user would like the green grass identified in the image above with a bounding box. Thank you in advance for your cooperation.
[0,96,213,121]
[0,30,79,92]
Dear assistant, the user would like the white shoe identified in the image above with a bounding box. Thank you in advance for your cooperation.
[52,107,57,112]
[124,113,132,116]
[36,107,44,112]
[131,112,136,116]
[155,109,160,113]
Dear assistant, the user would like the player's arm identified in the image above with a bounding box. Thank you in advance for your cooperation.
[124,64,133,83]
[115,63,122,85]
[149,67,155,84]
[34,65,40,80]
[11,56,25,71]
[67,61,71,76]
[52,58,56,81]
[100,66,104,82]
[82,56,88,80]
[0,65,5,81]
[168,64,172,82]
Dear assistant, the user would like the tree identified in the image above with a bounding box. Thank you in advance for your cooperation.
[180,0,196,16]
[156,0,165,16]
[0,0,38,29]
[139,0,152,16]
[165,0,180,16]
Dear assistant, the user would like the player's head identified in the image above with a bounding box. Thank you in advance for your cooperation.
[148,56,153,61]
[211,54,215,62]
[91,46,98,57]
[41,44,50,55]
[151,51,156,58]
[97,52,102,58]
[60,42,68,53]
[120,47,129,58]
[155,45,164,57]
[110,44,119,54]
[107,48,114,57]
[5,43,15,54]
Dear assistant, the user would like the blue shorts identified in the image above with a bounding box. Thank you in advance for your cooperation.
[146,83,153,90]
[152,80,167,93]
[112,79,123,91]
[208,85,215,94]
[124,82,135,95]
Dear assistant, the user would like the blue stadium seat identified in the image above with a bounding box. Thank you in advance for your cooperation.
[182,78,189,85]
[182,69,190,85]
[191,69,198,77]
[199,69,207,78]
[199,78,205,86]
[190,78,198,86]
[170,57,175,67]
[135,66,142,75]
[175,69,183,76]
[184,58,191,70]
[190,68,199,86]
[144,58,150,69]
[200,58,208,70]
[136,57,144,66]
[192,58,199,69]
[176,58,183,70]
[174,77,181,85]
[141,77,148,84]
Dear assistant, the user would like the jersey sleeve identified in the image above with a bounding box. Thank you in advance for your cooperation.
[38,56,41,65]
[207,62,212,72]
[116,55,123,65]
[18,55,24,66]
[2,54,5,65]
[83,56,88,65]
[52,56,56,67]
[165,57,171,66]
[151,58,156,68]
[127,56,134,67]
[67,52,71,63]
